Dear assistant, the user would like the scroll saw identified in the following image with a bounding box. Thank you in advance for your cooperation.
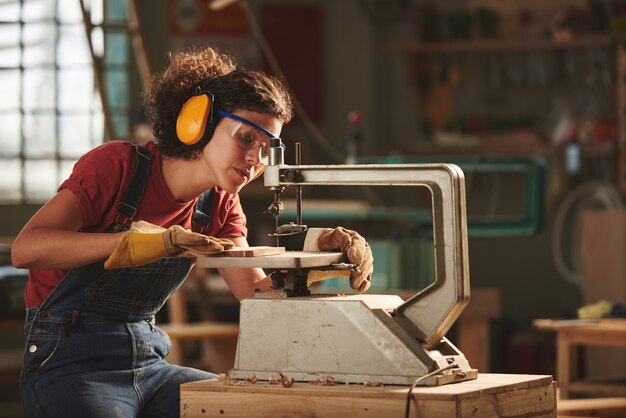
[197,139,476,386]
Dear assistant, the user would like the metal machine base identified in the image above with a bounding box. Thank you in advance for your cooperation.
[229,294,477,386]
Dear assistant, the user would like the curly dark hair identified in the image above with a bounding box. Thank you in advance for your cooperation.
[142,45,294,159]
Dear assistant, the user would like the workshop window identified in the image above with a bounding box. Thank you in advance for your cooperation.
[0,0,130,204]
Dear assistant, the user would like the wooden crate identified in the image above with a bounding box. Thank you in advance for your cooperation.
[181,373,556,418]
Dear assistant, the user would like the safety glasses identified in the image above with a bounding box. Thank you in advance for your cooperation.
[219,110,284,165]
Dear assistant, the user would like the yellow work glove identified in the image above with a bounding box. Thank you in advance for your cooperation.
[306,227,373,293]
[577,299,613,320]
[104,221,235,270]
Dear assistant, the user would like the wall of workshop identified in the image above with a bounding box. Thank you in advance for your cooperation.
[0,206,40,237]
[140,0,580,321]
[134,0,421,160]
[134,1,584,335]
[0,0,588,373]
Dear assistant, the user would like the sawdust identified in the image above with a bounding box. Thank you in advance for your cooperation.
[363,381,383,387]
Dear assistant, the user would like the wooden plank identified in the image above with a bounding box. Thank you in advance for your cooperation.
[196,251,344,269]
[181,374,556,418]
[221,246,285,257]
[457,381,556,418]
[182,390,442,418]
[182,374,553,399]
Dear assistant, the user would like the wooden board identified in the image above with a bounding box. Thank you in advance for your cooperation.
[196,251,345,269]
[181,373,556,418]
[221,246,285,257]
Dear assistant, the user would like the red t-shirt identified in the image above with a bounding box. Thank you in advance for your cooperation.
[25,140,247,308]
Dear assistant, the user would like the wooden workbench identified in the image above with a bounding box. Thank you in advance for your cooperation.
[180,373,556,417]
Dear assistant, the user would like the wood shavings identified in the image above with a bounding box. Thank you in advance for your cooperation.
[279,373,295,388]
[217,374,241,386]
[268,373,295,387]
[335,293,348,297]
[245,375,257,384]
[363,381,383,387]
[310,375,337,386]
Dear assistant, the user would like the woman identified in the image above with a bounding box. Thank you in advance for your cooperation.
[12,45,372,418]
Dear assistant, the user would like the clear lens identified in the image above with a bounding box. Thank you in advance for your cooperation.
[226,118,270,164]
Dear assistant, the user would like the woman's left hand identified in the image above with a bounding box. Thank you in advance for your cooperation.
[314,227,373,293]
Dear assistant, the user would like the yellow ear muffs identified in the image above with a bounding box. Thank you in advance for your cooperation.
[176,90,216,145]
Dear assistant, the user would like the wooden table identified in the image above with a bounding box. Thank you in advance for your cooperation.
[180,373,556,418]
[534,318,626,399]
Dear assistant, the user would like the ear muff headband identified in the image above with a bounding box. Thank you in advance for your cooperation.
[176,88,217,145]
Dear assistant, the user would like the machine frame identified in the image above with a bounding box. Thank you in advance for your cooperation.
[199,147,477,385]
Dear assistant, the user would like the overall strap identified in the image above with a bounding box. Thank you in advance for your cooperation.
[113,145,153,232]
[192,188,215,234]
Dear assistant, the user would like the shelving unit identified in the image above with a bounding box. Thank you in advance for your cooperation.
[384,35,614,53]
[385,35,626,195]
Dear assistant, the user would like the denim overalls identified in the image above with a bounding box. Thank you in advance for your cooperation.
[21,146,217,418]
